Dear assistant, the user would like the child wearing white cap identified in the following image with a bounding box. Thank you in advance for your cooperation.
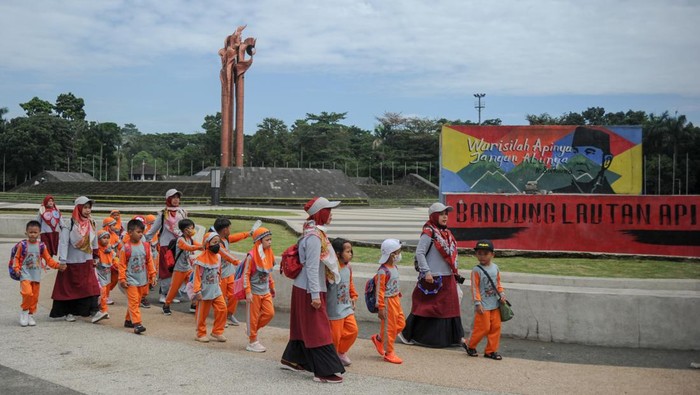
[370,238,405,364]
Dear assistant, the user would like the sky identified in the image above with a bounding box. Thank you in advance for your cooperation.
[1,0,699,135]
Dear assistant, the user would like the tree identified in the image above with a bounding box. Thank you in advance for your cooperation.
[19,97,54,117]
[55,92,86,121]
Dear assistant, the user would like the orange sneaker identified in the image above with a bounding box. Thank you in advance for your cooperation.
[383,352,403,364]
[370,334,385,356]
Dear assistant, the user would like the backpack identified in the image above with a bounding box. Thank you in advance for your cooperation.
[123,241,152,268]
[414,228,435,271]
[8,240,47,281]
[364,264,391,313]
[163,237,185,272]
[279,244,303,279]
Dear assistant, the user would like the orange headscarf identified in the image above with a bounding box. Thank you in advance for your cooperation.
[110,210,123,233]
[250,227,274,272]
[197,232,221,265]
[102,216,116,230]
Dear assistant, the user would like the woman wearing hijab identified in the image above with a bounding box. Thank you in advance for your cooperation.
[399,202,465,348]
[37,195,62,256]
[49,196,102,321]
[145,189,188,305]
[281,197,345,384]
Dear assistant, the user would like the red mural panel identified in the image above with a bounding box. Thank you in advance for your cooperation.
[445,194,700,258]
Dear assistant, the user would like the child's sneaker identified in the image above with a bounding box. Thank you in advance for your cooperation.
[483,352,502,360]
[27,314,36,326]
[158,295,166,304]
[19,310,29,327]
[133,324,146,334]
[189,304,197,313]
[91,311,109,324]
[383,352,403,364]
[106,298,114,305]
[65,314,76,322]
[463,343,478,357]
[397,332,414,345]
[162,305,172,315]
[337,353,352,366]
[370,334,385,356]
[172,298,181,303]
[227,315,240,326]
[210,333,228,342]
[246,341,267,353]
[124,320,134,328]
[195,336,210,343]
[140,298,151,308]
[313,375,343,384]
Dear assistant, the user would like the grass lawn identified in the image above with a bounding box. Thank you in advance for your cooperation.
[190,215,700,280]
[2,210,697,279]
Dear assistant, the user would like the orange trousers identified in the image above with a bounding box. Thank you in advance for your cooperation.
[106,268,119,296]
[380,295,405,355]
[165,270,191,305]
[20,280,41,314]
[246,293,274,342]
[125,285,149,325]
[195,295,227,338]
[468,308,502,354]
[99,285,110,313]
[219,275,239,316]
[329,314,358,354]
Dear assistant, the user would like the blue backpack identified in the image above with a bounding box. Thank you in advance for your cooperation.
[8,240,47,281]
[364,264,390,313]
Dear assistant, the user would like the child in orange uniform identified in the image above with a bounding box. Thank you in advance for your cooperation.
[465,240,507,360]
[242,227,275,352]
[327,238,359,366]
[162,219,203,315]
[13,220,66,327]
[370,238,405,364]
[210,217,254,326]
[102,216,123,306]
[93,230,117,323]
[192,232,227,343]
[118,219,156,334]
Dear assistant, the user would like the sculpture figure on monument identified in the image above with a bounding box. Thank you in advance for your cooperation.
[219,25,256,168]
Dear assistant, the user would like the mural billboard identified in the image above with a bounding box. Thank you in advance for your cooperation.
[445,193,700,258]
[440,125,643,195]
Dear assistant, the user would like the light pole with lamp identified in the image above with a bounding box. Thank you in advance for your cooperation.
[473,93,486,125]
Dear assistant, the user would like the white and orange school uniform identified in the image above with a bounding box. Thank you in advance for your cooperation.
[193,233,227,341]
[13,239,60,317]
[375,264,405,358]
[242,228,275,347]
[218,231,249,317]
[96,231,118,314]
[326,261,359,357]
[165,235,201,305]
[103,219,123,299]
[467,263,504,355]
[118,240,155,327]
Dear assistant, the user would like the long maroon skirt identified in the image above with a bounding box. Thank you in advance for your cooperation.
[41,232,60,257]
[50,260,101,318]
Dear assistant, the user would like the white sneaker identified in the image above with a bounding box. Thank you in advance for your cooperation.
[158,295,166,304]
[172,298,181,304]
[92,311,109,324]
[65,314,76,322]
[397,332,414,345]
[227,315,240,326]
[106,298,114,305]
[19,310,29,327]
[27,314,36,326]
[337,353,352,366]
[246,341,267,353]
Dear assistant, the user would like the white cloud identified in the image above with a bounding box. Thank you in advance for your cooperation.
[0,0,698,97]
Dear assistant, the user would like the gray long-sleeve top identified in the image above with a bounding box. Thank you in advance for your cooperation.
[414,233,454,276]
[293,234,327,300]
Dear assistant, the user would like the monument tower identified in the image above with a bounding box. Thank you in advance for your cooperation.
[219,25,256,168]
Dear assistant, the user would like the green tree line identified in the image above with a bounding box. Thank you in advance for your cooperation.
[1,94,698,194]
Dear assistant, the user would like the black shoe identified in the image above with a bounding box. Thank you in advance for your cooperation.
[462,343,478,357]
[134,324,146,334]
[189,304,197,313]
[483,352,502,360]
[162,305,172,316]
[140,298,151,308]
[124,320,134,328]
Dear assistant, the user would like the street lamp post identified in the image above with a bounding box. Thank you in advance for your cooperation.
[473,93,486,125]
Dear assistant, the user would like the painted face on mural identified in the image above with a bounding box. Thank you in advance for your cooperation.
[566,145,612,177]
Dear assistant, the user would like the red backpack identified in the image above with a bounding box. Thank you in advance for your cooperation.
[279,244,303,279]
